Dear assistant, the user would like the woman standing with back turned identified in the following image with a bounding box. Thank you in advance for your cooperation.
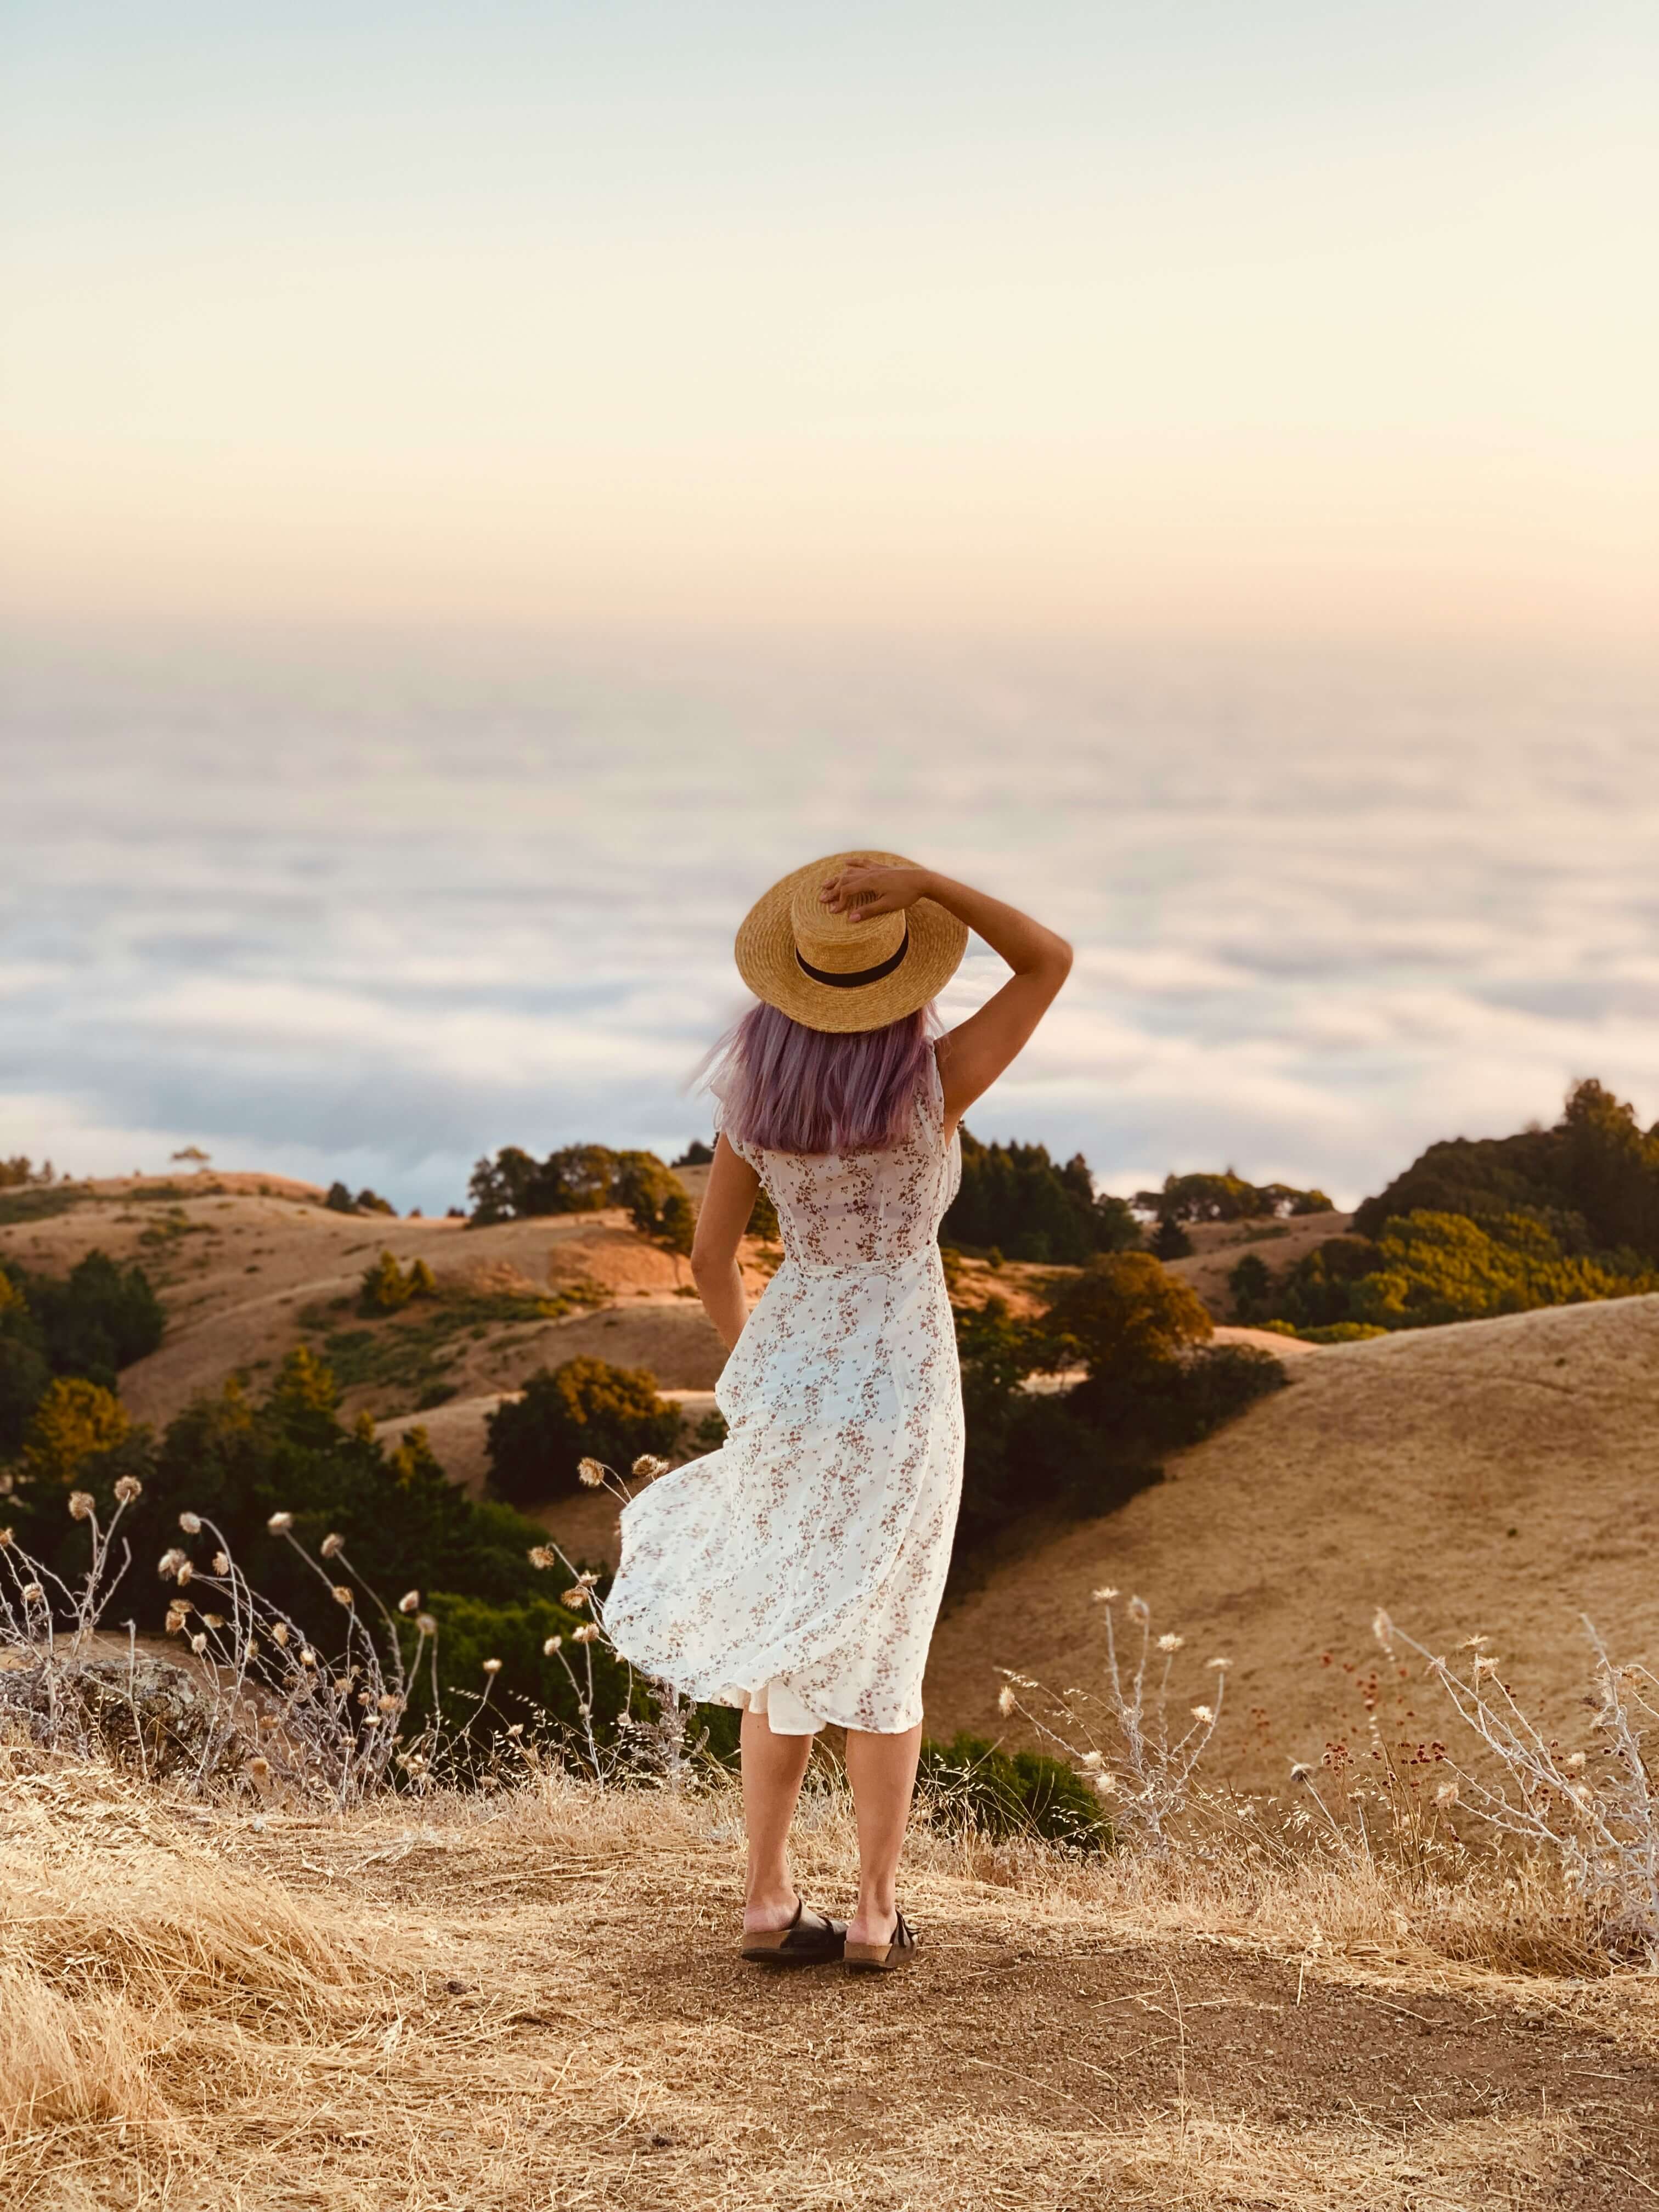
[605,853,1071,1971]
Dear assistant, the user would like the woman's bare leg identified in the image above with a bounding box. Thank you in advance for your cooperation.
[844,1722,923,1947]
[740,1706,815,1932]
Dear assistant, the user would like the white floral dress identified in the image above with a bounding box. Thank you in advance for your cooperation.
[605,1051,964,1734]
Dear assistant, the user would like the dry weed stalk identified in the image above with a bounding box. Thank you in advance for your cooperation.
[1378,1607,1659,1963]
[994,1589,1227,1849]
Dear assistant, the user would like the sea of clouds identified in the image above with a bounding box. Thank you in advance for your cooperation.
[4,633,1657,1215]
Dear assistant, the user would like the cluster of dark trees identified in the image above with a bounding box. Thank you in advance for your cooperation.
[467,1143,693,1251]
[942,1133,1142,1264]
[1227,1079,1659,1335]
[325,1182,397,1217]
[0,1251,164,1457]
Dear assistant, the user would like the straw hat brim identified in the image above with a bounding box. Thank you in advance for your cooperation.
[735,850,968,1034]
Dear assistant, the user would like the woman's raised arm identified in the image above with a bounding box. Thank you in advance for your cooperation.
[817,861,1071,1126]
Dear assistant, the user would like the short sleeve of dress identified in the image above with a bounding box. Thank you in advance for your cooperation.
[709,1074,763,1171]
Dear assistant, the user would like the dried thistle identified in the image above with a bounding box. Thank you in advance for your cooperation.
[114,1474,142,1503]
[157,1548,189,1581]
[571,1623,600,1645]
[630,1454,670,1480]
[542,1634,563,1656]
[267,1510,294,1533]
[1156,1633,1184,1654]
[398,1589,420,1612]
[67,1491,95,1521]
[178,1511,202,1534]
[482,1656,503,1674]
[415,1612,437,1635]
[331,1584,354,1606]
[320,1532,345,1559]
[577,1457,607,1487]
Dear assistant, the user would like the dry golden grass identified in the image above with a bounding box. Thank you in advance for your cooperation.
[4,1753,1657,2210]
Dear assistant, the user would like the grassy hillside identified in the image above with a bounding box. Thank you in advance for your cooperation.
[926,1293,1659,1792]
[0,1176,776,1434]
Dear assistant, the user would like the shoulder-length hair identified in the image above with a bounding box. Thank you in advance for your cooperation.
[704,1000,938,1157]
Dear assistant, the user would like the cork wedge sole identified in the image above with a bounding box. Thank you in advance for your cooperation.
[739,1899,847,1967]
[844,1910,917,1974]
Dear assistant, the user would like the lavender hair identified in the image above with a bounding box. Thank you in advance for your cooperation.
[703,1000,940,1156]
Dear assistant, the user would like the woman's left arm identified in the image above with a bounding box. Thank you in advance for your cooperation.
[691,1136,759,1351]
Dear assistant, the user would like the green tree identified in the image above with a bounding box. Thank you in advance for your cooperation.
[1045,1252,1213,1387]
[485,1358,681,1508]
[673,1139,714,1166]
[613,1153,685,1237]
[747,1186,780,1244]
[1227,1251,1272,1321]
[1150,1216,1194,1260]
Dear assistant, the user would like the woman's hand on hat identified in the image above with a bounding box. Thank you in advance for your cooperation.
[819,859,932,921]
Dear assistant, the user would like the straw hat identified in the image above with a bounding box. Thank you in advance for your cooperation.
[735,850,968,1033]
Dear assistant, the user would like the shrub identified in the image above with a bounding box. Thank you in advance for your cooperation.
[1299,1320,1389,1344]
[20,1377,131,1486]
[673,1139,714,1166]
[18,1250,164,1386]
[917,1731,1111,1850]
[485,1358,682,1508]
[357,1250,438,1314]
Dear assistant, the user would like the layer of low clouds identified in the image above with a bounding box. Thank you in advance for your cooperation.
[4,632,1657,1214]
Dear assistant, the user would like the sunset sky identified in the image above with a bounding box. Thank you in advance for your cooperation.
[5,7,1658,1209]
[3,1,1655,641]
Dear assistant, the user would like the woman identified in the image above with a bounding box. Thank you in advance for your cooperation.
[605,852,1071,1971]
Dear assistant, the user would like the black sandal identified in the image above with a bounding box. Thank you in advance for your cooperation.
[844,1909,917,1974]
[739,1898,847,1966]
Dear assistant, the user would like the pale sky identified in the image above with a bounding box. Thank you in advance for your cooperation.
[3,1,1656,641]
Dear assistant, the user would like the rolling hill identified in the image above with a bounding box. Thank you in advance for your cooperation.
[923,1291,1659,1791]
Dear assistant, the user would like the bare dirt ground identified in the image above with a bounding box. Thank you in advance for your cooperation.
[926,1293,1659,1792]
[6,1762,1659,2210]
[1162,1211,1357,1320]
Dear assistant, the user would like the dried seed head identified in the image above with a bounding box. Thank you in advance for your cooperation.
[571,1622,600,1644]
[1190,1703,1215,1725]
[320,1532,345,1559]
[578,1570,600,1586]
[577,1457,606,1486]
[506,1722,524,1737]
[190,1633,207,1655]
[1435,1780,1459,1805]
[247,1755,271,1778]
[1565,1751,1587,1771]
[542,1634,563,1656]
[377,1694,399,1713]
[1091,1586,1119,1602]
[271,1622,290,1646]
[176,1560,194,1585]
[20,1581,44,1604]
[201,1612,225,1630]
[1473,1655,1500,1678]
[1371,1608,1394,1650]
[630,1454,670,1480]
[528,1546,555,1570]
[560,1586,590,1610]
[482,1657,503,1674]
[996,1684,1018,1717]
[157,1547,188,1580]
[1080,1750,1103,1768]
[0,1527,13,1548]
[165,1607,189,1635]
[1156,1633,1184,1654]
[67,1490,95,1521]
[244,1638,257,1660]
[114,1474,142,1503]
[300,1646,317,1668]
[1459,1633,1489,1650]
[1290,1763,1313,1783]
[416,1612,437,1636]
[1092,1771,1119,1797]
[1207,1656,1231,1672]
[398,1590,420,1613]
[1127,1595,1150,1623]
[267,1510,294,1534]
[178,1511,202,1534]
[331,1584,354,1606]
[212,1552,230,1576]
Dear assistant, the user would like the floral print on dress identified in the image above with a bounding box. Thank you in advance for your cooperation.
[604,1047,963,1733]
